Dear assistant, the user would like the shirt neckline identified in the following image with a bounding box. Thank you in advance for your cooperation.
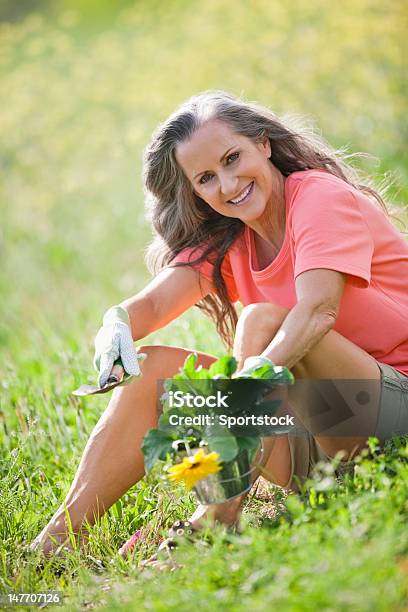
[244,176,292,278]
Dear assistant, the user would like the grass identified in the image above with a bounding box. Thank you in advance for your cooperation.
[1,427,407,610]
[0,1,407,609]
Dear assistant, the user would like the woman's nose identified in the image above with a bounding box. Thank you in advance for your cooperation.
[219,172,238,198]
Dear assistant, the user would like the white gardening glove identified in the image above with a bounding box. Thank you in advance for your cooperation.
[93,305,146,388]
[233,356,275,378]
[233,356,294,388]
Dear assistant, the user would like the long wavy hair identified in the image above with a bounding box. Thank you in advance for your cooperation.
[143,90,390,349]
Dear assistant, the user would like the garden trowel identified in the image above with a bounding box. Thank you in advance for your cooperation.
[72,358,134,396]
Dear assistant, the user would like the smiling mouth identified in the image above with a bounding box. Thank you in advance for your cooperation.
[228,181,254,205]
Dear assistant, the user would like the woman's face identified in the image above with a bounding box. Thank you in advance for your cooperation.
[175,119,274,223]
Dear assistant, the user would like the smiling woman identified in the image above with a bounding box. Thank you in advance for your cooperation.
[174,119,286,260]
[33,90,408,563]
[176,120,285,265]
[175,120,274,217]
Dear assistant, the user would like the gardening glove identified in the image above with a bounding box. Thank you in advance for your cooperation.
[234,356,294,389]
[93,305,146,388]
[233,356,275,378]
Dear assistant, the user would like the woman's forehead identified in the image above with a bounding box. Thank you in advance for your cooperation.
[175,119,243,177]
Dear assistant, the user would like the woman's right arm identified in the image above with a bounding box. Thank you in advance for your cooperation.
[119,265,215,341]
[94,265,215,387]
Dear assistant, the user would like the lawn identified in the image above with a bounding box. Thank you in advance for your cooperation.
[0,1,407,609]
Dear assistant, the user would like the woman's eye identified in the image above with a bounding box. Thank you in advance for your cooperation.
[199,173,213,185]
[226,152,240,164]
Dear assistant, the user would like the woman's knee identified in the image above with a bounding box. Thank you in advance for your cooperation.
[137,344,174,372]
[234,303,289,362]
[137,344,217,378]
[237,303,288,333]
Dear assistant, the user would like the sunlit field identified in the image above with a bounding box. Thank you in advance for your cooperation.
[1,1,407,609]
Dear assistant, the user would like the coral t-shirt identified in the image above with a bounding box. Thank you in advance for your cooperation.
[171,170,408,375]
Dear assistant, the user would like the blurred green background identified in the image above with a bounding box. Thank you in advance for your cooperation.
[0,3,407,606]
[1,0,407,375]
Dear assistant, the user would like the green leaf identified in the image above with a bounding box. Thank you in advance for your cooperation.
[192,366,211,380]
[269,366,295,385]
[208,435,239,462]
[235,361,294,384]
[255,399,283,416]
[170,373,198,394]
[141,429,176,472]
[224,380,274,415]
[249,364,275,379]
[180,352,199,378]
[158,408,203,438]
[208,356,237,378]
[236,436,261,462]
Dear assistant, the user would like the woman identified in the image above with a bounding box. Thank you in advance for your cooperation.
[33,90,408,557]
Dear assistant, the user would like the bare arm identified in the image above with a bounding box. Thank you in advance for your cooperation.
[119,265,215,341]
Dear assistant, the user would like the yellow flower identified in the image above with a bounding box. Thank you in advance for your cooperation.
[167,449,222,490]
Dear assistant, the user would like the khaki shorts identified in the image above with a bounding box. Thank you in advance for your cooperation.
[283,361,408,492]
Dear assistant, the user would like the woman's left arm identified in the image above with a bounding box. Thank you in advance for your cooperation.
[260,269,346,368]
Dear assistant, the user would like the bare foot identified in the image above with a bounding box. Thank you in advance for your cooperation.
[31,511,87,557]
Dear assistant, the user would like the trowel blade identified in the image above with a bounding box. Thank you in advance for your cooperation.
[72,372,136,396]
[72,379,123,396]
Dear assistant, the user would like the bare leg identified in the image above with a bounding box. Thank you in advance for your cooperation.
[32,345,217,555]
[33,301,379,552]
[232,303,381,455]
[189,306,293,530]
[191,302,382,529]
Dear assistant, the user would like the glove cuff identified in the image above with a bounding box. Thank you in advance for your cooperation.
[242,356,274,370]
[102,305,131,327]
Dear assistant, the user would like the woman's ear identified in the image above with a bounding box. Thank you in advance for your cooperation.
[263,137,272,158]
[258,136,271,158]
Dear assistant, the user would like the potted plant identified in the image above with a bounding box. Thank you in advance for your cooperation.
[142,353,294,504]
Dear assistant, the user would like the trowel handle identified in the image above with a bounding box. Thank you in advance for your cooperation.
[107,358,125,384]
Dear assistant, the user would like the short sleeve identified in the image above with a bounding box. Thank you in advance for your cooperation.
[170,245,239,303]
[289,175,374,288]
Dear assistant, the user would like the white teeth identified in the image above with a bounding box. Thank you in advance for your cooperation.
[230,182,252,204]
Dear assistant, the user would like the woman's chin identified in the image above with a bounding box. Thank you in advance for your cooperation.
[233,201,266,222]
